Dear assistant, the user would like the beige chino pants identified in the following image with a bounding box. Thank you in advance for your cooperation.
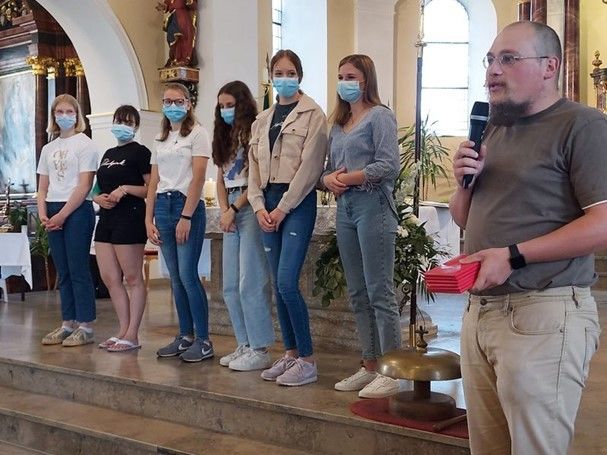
[461,286,600,455]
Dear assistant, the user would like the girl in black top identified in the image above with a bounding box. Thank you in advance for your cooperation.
[94,105,151,352]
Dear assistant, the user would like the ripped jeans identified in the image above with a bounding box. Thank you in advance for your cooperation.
[262,184,316,357]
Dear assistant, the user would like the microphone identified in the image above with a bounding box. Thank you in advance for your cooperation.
[463,101,489,189]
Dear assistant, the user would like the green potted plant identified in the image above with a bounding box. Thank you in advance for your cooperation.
[7,203,28,232]
[30,216,54,290]
[313,118,449,309]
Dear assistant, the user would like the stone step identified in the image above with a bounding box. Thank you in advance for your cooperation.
[0,386,308,455]
[0,356,468,455]
[0,441,47,455]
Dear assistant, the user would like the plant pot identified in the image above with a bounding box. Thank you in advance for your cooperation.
[31,255,56,291]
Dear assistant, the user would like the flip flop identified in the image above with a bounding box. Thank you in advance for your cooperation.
[107,339,141,353]
[98,336,120,349]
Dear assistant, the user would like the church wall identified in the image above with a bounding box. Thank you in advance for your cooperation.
[580,0,607,107]
[107,0,166,112]
[327,0,355,118]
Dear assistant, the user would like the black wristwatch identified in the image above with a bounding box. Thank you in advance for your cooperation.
[508,244,527,270]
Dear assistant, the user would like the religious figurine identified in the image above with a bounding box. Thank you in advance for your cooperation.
[156,0,198,67]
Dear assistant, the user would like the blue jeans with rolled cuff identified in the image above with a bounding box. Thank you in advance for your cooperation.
[154,191,209,339]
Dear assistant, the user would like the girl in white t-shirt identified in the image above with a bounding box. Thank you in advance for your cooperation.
[37,94,100,347]
[145,83,213,362]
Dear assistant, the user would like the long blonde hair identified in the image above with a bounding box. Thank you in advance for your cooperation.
[46,94,87,135]
[158,82,197,142]
[330,54,383,127]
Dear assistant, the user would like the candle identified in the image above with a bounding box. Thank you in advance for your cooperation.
[203,178,215,200]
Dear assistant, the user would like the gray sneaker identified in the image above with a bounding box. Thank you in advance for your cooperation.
[179,338,214,363]
[260,355,297,381]
[276,358,318,387]
[157,335,192,357]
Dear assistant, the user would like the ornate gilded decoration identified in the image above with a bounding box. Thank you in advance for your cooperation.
[26,56,58,76]
[590,50,607,114]
[64,58,84,77]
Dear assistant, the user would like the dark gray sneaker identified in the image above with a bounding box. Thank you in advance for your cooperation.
[156,335,193,357]
[179,338,214,363]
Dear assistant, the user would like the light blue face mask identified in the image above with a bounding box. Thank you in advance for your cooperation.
[273,77,300,98]
[56,114,77,131]
[220,107,235,125]
[111,123,136,142]
[337,80,362,103]
[162,104,188,123]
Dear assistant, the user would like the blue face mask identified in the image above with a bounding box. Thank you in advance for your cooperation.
[111,123,136,142]
[337,80,363,103]
[273,77,300,98]
[220,107,235,126]
[162,104,188,123]
[56,114,77,131]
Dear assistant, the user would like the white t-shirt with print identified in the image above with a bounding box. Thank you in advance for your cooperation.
[150,124,211,199]
[36,133,100,202]
[222,145,248,189]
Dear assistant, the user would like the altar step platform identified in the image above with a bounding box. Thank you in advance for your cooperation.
[0,290,470,455]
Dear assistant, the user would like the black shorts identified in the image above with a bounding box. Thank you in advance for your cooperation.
[94,211,147,245]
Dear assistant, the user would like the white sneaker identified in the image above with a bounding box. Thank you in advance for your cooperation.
[229,348,272,371]
[334,367,378,392]
[358,374,403,398]
[219,344,249,367]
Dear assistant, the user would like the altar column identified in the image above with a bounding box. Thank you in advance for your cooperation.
[531,0,547,23]
[26,56,50,164]
[518,0,531,20]
[563,0,579,101]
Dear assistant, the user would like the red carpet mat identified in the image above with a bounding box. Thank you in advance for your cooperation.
[350,398,468,439]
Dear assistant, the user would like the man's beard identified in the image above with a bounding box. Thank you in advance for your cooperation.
[489,100,530,126]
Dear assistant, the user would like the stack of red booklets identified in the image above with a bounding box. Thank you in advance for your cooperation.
[423,255,481,294]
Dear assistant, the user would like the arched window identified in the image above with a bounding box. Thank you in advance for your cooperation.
[272,0,283,55]
[421,0,469,136]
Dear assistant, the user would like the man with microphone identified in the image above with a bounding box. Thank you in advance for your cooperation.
[450,21,607,455]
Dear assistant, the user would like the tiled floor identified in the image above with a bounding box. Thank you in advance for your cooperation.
[0,287,604,454]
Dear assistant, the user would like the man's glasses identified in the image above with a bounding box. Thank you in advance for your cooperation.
[483,54,549,69]
[162,98,187,107]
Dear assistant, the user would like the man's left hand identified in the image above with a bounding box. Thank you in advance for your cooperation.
[461,247,512,292]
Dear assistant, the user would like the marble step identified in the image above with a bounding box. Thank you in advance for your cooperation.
[0,355,469,455]
[0,441,48,455]
[0,386,308,455]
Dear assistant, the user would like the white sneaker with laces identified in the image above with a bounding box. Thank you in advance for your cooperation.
[358,374,404,398]
[219,344,249,367]
[334,367,378,392]
[229,349,272,371]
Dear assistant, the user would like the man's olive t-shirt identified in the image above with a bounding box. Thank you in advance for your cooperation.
[465,98,607,295]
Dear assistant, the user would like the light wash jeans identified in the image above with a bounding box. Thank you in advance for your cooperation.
[336,188,401,360]
[262,184,316,358]
[154,191,209,339]
[222,189,274,349]
[461,286,600,455]
[47,200,96,323]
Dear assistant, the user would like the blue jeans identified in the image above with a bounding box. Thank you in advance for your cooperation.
[47,201,96,322]
[222,189,274,349]
[336,189,401,360]
[154,192,209,339]
[262,185,316,357]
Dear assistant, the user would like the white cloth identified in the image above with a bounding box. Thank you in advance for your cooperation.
[36,133,100,201]
[158,239,211,280]
[419,202,460,257]
[0,232,32,301]
[151,124,211,198]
